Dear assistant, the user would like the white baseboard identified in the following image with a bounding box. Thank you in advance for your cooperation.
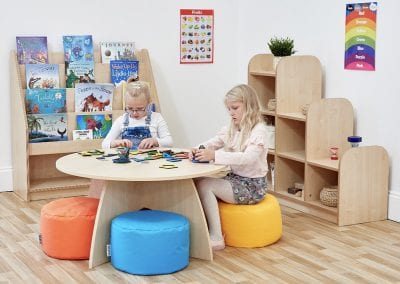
[0,167,13,192]
[388,191,400,222]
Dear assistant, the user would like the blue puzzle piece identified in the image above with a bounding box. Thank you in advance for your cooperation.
[166,158,182,162]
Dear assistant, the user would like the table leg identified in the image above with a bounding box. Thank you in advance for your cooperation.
[89,178,213,268]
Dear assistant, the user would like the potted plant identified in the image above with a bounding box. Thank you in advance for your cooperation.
[267,36,296,69]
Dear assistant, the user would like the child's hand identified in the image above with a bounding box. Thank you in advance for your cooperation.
[139,138,158,149]
[111,139,132,149]
[189,148,198,160]
[194,149,215,162]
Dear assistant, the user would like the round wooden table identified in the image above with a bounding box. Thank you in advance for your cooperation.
[56,150,228,268]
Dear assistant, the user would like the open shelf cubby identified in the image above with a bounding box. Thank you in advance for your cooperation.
[248,53,389,225]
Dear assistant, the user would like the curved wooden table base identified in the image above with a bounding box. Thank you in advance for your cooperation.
[56,151,227,268]
[89,179,212,268]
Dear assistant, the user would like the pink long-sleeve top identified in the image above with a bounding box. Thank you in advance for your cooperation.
[201,122,269,178]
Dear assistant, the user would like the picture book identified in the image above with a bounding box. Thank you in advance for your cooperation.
[16,36,48,64]
[27,113,68,143]
[100,42,136,63]
[73,129,93,140]
[25,88,66,114]
[65,61,95,88]
[75,83,114,112]
[25,64,59,89]
[110,60,139,86]
[76,114,112,139]
[63,35,94,63]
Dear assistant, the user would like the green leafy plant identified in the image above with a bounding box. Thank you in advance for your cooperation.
[267,36,296,57]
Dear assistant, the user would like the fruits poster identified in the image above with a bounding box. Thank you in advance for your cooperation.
[344,2,377,71]
[180,9,214,64]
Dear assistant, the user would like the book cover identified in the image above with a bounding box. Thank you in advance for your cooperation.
[110,60,139,86]
[73,129,93,140]
[63,35,94,63]
[27,113,68,143]
[75,83,114,112]
[100,42,136,63]
[16,36,48,64]
[25,64,60,89]
[25,88,66,114]
[76,114,112,139]
[65,61,95,88]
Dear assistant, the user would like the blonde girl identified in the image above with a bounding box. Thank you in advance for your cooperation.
[102,80,172,149]
[191,84,269,250]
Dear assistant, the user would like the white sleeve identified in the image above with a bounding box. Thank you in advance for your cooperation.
[152,113,173,147]
[201,127,227,150]
[214,123,268,166]
[101,115,124,149]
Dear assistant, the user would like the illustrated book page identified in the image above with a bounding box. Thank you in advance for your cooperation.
[100,41,136,63]
[27,113,68,143]
[16,36,48,64]
[25,64,60,89]
[25,88,66,114]
[75,83,114,112]
[76,114,112,139]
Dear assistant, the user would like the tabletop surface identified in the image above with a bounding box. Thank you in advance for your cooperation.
[56,149,228,181]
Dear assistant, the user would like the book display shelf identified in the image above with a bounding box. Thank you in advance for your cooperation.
[248,54,389,225]
[10,49,160,201]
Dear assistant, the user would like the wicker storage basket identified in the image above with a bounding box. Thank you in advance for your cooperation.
[319,186,338,207]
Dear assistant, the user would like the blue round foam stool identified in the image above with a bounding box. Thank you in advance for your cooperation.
[111,210,190,275]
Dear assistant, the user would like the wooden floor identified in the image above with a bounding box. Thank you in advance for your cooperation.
[1,192,400,284]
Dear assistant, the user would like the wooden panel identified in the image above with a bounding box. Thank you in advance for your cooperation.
[338,146,389,225]
[10,51,29,201]
[29,139,102,155]
[305,165,338,202]
[29,154,68,180]
[30,176,90,193]
[90,179,212,268]
[248,54,275,111]
[248,53,274,73]
[306,98,354,161]
[276,55,322,114]
[276,117,305,154]
[275,157,304,198]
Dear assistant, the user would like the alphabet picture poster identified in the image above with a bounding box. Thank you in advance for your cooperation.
[180,9,214,64]
[344,2,377,71]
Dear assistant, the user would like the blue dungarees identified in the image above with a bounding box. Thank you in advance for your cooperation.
[121,107,152,149]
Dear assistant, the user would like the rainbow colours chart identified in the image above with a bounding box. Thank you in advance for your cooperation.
[344,2,377,71]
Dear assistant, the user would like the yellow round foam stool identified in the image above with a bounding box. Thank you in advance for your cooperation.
[219,194,282,248]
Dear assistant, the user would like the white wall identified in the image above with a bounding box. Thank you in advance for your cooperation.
[236,0,400,221]
[0,0,237,190]
[1,0,398,221]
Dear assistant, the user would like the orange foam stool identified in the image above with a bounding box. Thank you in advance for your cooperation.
[219,194,282,248]
[40,197,99,260]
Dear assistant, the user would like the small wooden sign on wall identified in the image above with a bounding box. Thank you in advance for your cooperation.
[344,2,377,71]
[180,9,214,64]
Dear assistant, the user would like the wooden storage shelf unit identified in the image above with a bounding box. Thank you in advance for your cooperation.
[10,49,159,201]
[248,54,389,225]
[275,157,305,199]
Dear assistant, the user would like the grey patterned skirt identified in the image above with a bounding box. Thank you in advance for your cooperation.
[223,172,267,205]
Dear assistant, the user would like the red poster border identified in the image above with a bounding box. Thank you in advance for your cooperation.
[180,9,214,64]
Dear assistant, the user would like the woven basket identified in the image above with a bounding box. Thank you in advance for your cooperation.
[319,186,338,207]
